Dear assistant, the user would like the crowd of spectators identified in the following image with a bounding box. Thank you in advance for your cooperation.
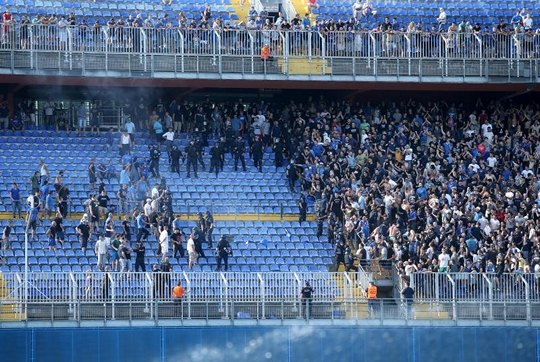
[1,4,539,59]
[277,96,540,284]
[4,91,540,289]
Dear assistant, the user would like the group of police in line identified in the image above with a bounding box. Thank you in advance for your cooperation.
[149,132,285,179]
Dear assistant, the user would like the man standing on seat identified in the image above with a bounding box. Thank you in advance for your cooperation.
[300,281,314,319]
[10,183,22,219]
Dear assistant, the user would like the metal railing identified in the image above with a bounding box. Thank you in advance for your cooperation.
[0,24,538,81]
[4,299,540,324]
[409,272,538,304]
[1,271,351,304]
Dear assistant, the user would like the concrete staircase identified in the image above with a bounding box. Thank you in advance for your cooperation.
[0,274,23,321]
[230,0,251,23]
[412,303,451,320]
[277,58,332,75]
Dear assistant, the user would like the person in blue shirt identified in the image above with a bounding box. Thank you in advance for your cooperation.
[26,206,39,242]
[9,182,22,219]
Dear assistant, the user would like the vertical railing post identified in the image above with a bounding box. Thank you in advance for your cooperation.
[140,28,147,71]
[109,273,116,320]
[474,33,483,77]
[248,31,255,74]
[220,272,229,319]
[258,273,265,319]
[369,33,377,75]
[178,29,185,73]
[520,275,531,323]
[483,274,493,320]
[404,33,412,76]
[183,271,191,319]
[278,31,287,76]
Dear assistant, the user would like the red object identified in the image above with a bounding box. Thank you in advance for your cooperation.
[477,143,486,155]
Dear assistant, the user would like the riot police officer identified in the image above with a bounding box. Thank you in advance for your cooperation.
[194,137,206,171]
[215,235,232,271]
[251,137,263,172]
[185,140,199,178]
[170,145,182,175]
[233,136,246,172]
[149,145,161,178]
[209,143,221,178]
[273,137,284,169]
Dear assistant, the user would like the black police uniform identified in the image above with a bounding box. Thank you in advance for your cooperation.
[170,145,182,174]
[215,236,232,271]
[149,146,161,178]
[185,141,199,178]
[251,139,263,172]
[209,144,221,178]
[233,138,246,172]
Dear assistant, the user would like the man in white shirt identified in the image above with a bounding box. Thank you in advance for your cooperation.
[437,8,447,31]
[162,127,175,157]
[159,225,169,260]
[143,198,152,217]
[95,234,109,271]
[438,249,450,272]
[187,234,198,270]
[120,131,131,156]
[487,155,497,168]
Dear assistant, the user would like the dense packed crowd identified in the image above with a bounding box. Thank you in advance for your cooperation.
[279,97,540,281]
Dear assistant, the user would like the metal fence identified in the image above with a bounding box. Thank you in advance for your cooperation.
[0,24,538,80]
[5,299,540,324]
[410,272,537,303]
[3,271,350,303]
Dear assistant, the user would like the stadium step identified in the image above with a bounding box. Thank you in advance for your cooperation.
[278,58,331,75]
[332,272,369,318]
[0,274,24,321]
[412,303,450,320]
[0,213,316,222]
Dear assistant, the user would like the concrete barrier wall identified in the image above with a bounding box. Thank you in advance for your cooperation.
[0,325,537,362]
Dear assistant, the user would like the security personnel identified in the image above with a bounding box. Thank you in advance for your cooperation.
[233,136,246,172]
[251,137,263,172]
[300,281,313,319]
[217,136,227,171]
[367,281,378,317]
[172,281,185,300]
[273,137,284,169]
[185,140,198,178]
[209,143,221,178]
[286,160,298,192]
[171,280,185,317]
[215,235,232,271]
[333,241,346,271]
[149,145,161,178]
[298,194,307,223]
[194,137,206,171]
[170,145,182,175]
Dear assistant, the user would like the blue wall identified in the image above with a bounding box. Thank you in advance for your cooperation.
[1,325,538,362]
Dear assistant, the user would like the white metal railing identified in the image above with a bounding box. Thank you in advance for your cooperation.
[0,271,356,304]
[409,272,540,303]
[0,24,538,80]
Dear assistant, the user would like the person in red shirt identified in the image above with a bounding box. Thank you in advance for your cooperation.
[2,7,13,43]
